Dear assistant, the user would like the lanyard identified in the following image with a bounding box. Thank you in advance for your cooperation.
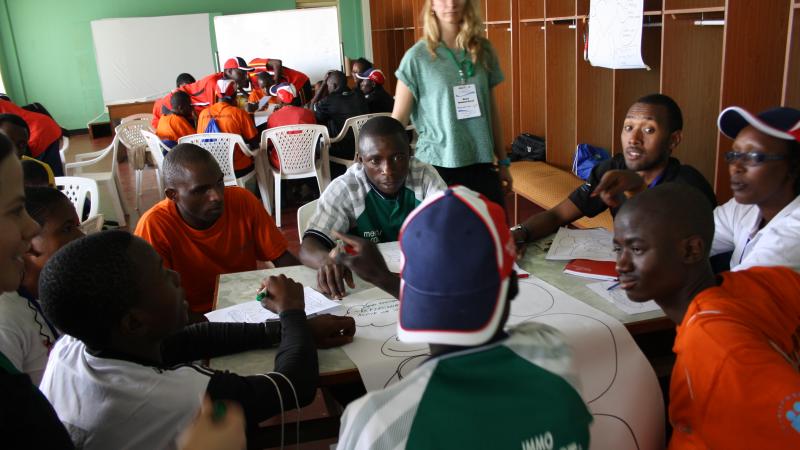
[443,46,474,84]
[647,171,665,189]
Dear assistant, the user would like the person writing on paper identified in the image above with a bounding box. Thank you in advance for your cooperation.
[156,91,196,149]
[134,144,300,319]
[392,0,512,207]
[195,79,259,178]
[299,116,445,299]
[710,106,800,272]
[511,94,716,249]
[37,230,323,450]
[612,183,800,449]
[334,186,592,449]
[247,72,276,111]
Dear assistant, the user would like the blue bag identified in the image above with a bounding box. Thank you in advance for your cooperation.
[204,116,222,134]
[572,144,610,180]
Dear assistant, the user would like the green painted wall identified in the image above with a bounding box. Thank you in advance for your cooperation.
[0,0,366,130]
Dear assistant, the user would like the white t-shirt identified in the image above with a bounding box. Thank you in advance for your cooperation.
[711,195,800,271]
[40,335,211,450]
[0,291,56,385]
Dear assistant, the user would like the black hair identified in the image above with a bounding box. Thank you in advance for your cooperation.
[24,186,70,225]
[39,230,141,350]
[21,159,50,187]
[618,183,715,257]
[170,91,191,111]
[326,70,348,95]
[635,93,684,133]
[162,143,219,187]
[0,132,13,164]
[0,113,30,134]
[352,57,373,72]
[176,73,196,87]
[358,116,409,154]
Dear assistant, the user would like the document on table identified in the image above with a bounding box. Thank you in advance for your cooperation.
[377,241,402,273]
[545,227,617,262]
[586,280,662,315]
[588,0,648,69]
[205,286,340,323]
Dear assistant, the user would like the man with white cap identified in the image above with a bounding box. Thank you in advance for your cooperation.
[711,106,800,271]
[195,78,259,177]
[356,68,394,114]
[333,186,591,450]
[265,82,317,170]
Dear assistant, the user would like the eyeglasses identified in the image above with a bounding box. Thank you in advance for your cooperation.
[724,151,788,166]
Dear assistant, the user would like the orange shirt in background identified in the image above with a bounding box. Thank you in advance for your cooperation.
[195,102,258,172]
[0,99,62,157]
[152,72,225,127]
[669,266,800,449]
[134,187,288,313]
[156,114,195,144]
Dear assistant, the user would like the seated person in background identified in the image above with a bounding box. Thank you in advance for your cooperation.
[134,144,300,319]
[350,57,372,86]
[613,183,800,449]
[0,186,83,385]
[512,94,717,247]
[38,230,330,450]
[356,68,394,114]
[300,116,445,298]
[156,91,196,148]
[265,82,318,171]
[247,72,277,111]
[152,57,254,128]
[248,58,312,106]
[0,113,56,186]
[312,70,369,166]
[711,106,800,271]
[334,186,592,450]
[0,103,63,176]
[195,79,259,177]
[176,72,196,88]
[21,158,53,187]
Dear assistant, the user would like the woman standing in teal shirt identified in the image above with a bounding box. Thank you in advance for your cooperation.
[393,0,512,208]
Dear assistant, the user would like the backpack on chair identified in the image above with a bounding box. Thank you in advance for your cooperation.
[572,144,610,180]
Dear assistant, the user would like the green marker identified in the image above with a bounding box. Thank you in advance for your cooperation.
[256,288,268,302]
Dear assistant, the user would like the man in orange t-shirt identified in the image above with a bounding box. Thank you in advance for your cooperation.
[0,99,63,175]
[155,91,195,148]
[134,143,299,320]
[613,183,800,449]
[195,79,259,175]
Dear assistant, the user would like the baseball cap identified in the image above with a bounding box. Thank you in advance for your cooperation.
[397,186,516,346]
[216,79,237,98]
[223,57,254,72]
[718,106,800,142]
[269,82,297,104]
[355,68,386,85]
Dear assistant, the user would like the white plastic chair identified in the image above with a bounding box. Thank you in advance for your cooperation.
[64,135,128,227]
[329,112,392,168]
[78,214,104,235]
[140,130,169,200]
[120,113,154,124]
[261,125,331,228]
[55,176,100,222]
[116,120,153,211]
[296,199,318,241]
[58,136,70,166]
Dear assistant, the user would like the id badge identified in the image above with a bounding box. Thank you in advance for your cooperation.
[453,84,482,120]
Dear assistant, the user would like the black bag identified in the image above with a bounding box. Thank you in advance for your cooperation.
[510,133,546,162]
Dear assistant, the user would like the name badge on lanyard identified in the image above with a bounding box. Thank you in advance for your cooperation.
[453,84,481,120]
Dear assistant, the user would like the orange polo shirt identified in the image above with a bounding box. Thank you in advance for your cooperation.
[195,102,258,172]
[134,187,288,313]
[156,114,195,143]
[152,73,225,127]
[0,99,62,157]
[669,266,800,449]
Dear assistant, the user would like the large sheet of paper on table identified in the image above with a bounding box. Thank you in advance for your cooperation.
[546,227,617,261]
[205,287,339,323]
[588,0,648,69]
[340,276,664,450]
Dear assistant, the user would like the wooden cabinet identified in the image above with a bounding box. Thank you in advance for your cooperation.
[366,0,795,202]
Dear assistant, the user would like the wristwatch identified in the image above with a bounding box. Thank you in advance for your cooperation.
[510,223,529,244]
[497,157,511,168]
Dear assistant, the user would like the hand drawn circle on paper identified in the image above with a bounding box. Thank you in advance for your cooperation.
[509,281,556,318]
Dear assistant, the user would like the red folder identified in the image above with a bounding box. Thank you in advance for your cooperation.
[563,259,618,281]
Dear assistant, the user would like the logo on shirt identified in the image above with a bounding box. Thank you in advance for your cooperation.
[520,432,583,450]
[778,392,800,434]
[362,229,382,243]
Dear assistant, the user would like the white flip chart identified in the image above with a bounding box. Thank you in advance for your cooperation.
[588,0,648,69]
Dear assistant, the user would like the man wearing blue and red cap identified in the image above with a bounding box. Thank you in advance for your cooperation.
[333,186,591,450]
[356,68,394,114]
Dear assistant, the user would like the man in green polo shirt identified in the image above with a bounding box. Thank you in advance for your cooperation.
[299,116,446,298]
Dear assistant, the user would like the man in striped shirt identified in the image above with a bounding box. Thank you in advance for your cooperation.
[334,186,592,450]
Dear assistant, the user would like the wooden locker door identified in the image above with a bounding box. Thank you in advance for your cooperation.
[487,22,514,151]
[518,21,546,137]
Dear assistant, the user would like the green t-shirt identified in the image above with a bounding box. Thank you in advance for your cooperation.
[396,39,504,168]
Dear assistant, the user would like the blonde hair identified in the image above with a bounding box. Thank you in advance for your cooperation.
[421,0,486,66]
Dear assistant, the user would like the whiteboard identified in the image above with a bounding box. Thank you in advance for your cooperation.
[91,13,215,105]
[214,7,342,85]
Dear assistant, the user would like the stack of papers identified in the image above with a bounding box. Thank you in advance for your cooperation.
[205,286,340,323]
